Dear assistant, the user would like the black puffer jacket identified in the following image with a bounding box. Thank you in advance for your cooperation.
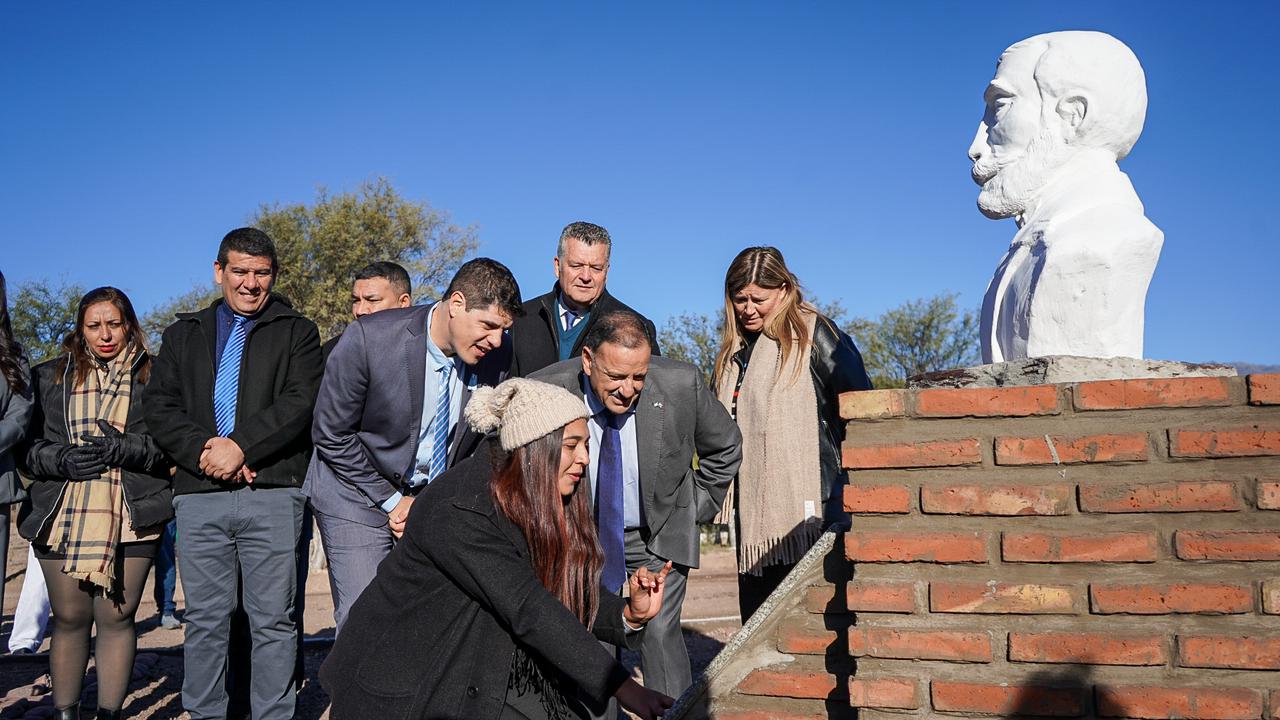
[18,354,173,541]
[728,315,872,527]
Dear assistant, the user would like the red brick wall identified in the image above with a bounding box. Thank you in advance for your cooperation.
[711,374,1279,720]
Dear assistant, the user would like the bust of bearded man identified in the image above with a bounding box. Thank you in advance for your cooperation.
[968,30,1163,363]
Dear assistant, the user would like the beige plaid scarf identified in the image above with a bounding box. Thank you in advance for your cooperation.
[716,311,822,575]
[45,345,138,591]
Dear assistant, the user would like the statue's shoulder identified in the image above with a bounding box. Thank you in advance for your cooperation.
[1042,201,1163,262]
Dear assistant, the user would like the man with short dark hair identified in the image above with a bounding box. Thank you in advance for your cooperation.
[531,310,741,705]
[309,258,520,632]
[509,221,659,377]
[321,261,413,359]
[145,227,323,720]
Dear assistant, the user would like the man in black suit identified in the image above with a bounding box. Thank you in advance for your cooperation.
[508,221,659,377]
[532,310,742,704]
[307,258,520,632]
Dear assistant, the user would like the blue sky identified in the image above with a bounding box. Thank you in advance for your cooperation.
[2,1,1277,363]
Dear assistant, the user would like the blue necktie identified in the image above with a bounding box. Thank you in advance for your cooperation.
[596,411,626,592]
[428,363,453,481]
[213,315,247,436]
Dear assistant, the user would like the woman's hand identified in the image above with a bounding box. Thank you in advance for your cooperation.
[623,561,672,626]
[614,677,674,719]
[81,419,152,471]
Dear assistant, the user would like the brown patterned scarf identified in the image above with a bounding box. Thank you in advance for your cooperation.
[45,345,138,591]
[716,311,823,575]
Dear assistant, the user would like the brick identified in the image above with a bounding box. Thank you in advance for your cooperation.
[915,385,1060,418]
[1003,532,1158,562]
[1259,480,1280,510]
[922,483,1071,516]
[1178,635,1280,670]
[1075,376,1233,410]
[932,681,1084,716]
[777,619,833,655]
[1009,632,1166,666]
[846,531,987,563]
[739,669,840,700]
[1170,426,1280,458]
[721,707,819,712]
[840,389,906,419]
[848,627,992,662]
[1264,579,1280,614]
[844,438,981,469]
[1090,583,1253,614]
[1080,480,1242,512]
[1096,685,1263,719]
[849,677,918,710]
[1250,374,1280,405]
[843,484,911,513]
[996,432,1148,465]
[804,582,916,614]
[1270,690,1279,720]
[931,582,1078,614]
[1176,530,1280,560]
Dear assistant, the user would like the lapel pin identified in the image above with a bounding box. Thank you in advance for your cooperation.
[653,401,663,408]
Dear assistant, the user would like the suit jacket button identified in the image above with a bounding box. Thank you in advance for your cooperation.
[466,686,478,698]
[393,472,402,480]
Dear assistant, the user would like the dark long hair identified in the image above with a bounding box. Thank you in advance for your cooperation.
[56,287,150,386]
[490,428,603,628]
[0,272,28,395]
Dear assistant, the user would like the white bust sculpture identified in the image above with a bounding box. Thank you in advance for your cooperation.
[969,30,1163,363]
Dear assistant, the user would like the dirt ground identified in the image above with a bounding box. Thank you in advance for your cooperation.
[0,520,742,718]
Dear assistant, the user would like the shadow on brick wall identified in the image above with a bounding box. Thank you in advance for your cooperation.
[1007,666,1115,719]
[822,532,858,720]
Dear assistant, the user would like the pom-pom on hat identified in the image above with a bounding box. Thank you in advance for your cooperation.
[465,378,589,451]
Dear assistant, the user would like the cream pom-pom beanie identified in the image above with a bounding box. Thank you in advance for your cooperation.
[465,378,589,451]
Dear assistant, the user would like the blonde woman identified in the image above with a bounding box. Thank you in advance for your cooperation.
[714,246,872,621]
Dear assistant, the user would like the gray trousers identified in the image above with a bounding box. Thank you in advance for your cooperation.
[313,509,394,634]
[175,486,305,720]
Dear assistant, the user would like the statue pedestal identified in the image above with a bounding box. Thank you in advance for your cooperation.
[909,355,1236,389]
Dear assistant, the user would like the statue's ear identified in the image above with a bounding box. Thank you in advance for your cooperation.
[1056,94,1089,138]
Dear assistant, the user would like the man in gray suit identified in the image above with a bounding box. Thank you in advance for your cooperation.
[532,310,741,702]
[306,258,521,632]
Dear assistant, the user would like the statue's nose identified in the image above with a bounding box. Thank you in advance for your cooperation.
[967,123,989,163]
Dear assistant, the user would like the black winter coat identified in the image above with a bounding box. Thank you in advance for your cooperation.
[144,297,323,495]
[729,316,872,526]
[18,354,172,541]
[321,442,635,720]
[508,285,660,378]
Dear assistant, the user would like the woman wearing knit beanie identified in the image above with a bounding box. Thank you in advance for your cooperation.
[321,378,675,720]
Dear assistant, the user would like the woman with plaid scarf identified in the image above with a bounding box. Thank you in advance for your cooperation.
[19,287,173,720]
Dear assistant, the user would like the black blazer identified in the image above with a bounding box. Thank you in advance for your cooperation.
[320,442,634,720]
[508,285,660,378]
[19,354,172,541]
[144,297,323,495]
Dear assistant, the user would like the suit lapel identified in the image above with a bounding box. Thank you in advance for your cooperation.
[448,366,480,465]
[405,305,431,453]
[635,378,665,523]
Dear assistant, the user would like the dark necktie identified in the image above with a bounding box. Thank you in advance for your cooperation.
[596,411,626,592]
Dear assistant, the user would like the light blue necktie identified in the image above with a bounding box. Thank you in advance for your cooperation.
[213,315,247,436]
[428,363,453,481]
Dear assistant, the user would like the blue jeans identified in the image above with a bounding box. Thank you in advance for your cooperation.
[153,520,178,615]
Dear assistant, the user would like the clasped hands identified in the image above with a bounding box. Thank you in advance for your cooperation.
[200,436,255,484]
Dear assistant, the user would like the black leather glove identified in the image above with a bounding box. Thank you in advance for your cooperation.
[57,444,109,480]
[81,419,152,471]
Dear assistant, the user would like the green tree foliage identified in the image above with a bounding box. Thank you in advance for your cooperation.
[10,278,85,364]
[659,292,978,390]
[658,311,723,387]
[842,293,978,387]
[252,178,478,341]
[141,285,222,349]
